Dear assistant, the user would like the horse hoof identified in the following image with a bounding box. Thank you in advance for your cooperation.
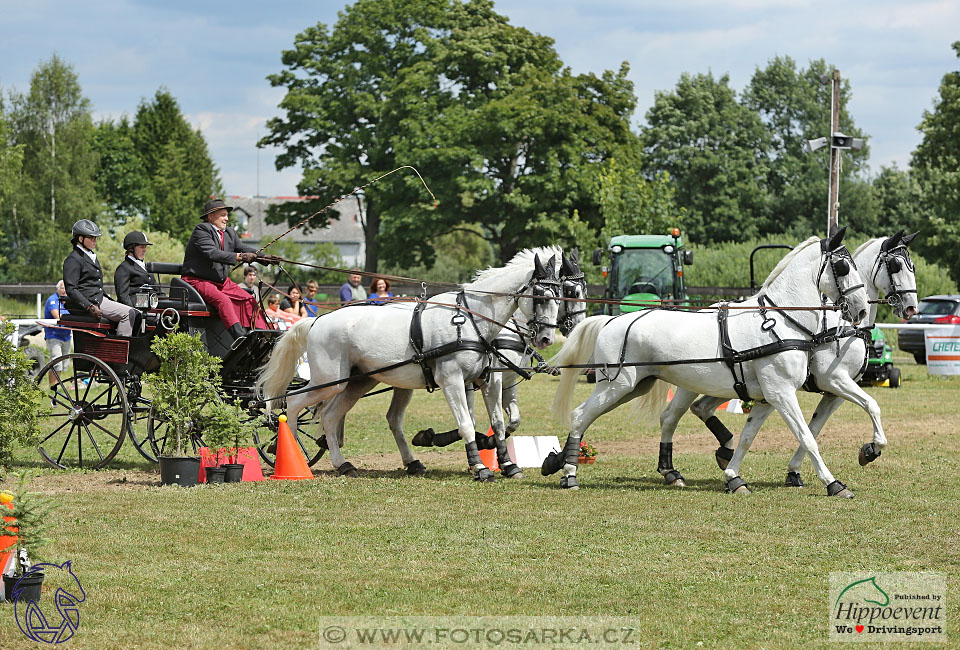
[475,467,496,482]
[411,428,435,447]
[858,442,881,467]
[337,462,359,478]
[725,476,749,495]
[560,475,579,490]
[715,447,733,470]
[662,469,686,487]
[541,450,563,476]
[732,485,751,495]
[835,488,855,498]
[501,464,524,479]
[405,460,427,476]
[670,478,687,488]
[827,480,854,498]
[784,471,804,488]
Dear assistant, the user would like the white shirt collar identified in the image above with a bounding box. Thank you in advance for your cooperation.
[127,255,147,270]
[76,244,96,262]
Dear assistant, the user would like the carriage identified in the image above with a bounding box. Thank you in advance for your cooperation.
[34,261,327,470]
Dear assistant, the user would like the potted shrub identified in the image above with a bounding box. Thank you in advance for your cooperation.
[578,441,597,464]
[144,333,222,487]
[202,399,261,483]
[0,322,48,472]
[2,472,56,603]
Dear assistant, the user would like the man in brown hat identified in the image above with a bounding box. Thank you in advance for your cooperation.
[181,199,274,339]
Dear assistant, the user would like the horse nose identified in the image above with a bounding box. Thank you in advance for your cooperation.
[537,332,554,349]
[857,308,867,324]
[904,305,917,319]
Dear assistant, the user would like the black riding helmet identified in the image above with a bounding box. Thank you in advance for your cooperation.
[122,230,152,252]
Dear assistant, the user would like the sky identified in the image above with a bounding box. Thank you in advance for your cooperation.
[2,0,958,198]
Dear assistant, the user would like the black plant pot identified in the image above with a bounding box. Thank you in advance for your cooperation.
[3,572,44,603]
[159,456,201,487]
[222,464,244,483]
[205,467,226,484]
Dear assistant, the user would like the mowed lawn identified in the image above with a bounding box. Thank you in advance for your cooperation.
[0,353,957,649]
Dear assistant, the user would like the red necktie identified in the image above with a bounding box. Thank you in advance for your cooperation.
[218,230,224,250]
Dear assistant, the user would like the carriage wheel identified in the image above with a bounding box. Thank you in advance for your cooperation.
[252,404,326,467]
[146,404,207,459]
[36,353,129,470]
[126,390,159,463]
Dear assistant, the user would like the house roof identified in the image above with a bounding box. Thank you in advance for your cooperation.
[227,195,364,244]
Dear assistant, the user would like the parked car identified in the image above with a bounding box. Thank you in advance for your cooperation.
[897,295,960,364]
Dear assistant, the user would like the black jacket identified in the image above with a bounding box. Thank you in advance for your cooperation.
[63,246,104,311]
[180,223,256,283]
[114,257,158,306]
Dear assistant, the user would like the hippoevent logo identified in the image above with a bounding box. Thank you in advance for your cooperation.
[830,572,946,643]
[10,560,85,644]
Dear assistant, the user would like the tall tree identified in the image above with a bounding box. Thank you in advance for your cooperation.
[262,0,638,269]
[3,56,99,281]
[93,116,152,220]
[132,89,222,239]
[639,72,771,244]
[742,57,874,237]
[910,41,960,283]
[0,104,25,270]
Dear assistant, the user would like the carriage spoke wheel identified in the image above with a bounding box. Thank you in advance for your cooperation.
[252,404,326,467]
[146,404,207,459]
[125,379,158,463]
[36,353,128,470]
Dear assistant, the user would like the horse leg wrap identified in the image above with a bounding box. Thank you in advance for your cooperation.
[500,462,524,479]
[784,471,804,488]
[433,429,464,448]
[465,441,483,468]
[411,428,435,447]
[560,475,579,490]
[826,480,853,498]
[337,461,358,477]
[725,476,749,493]
[704,416,733,446]
[662,469,685,486]
[476,433,497,450]
[405,459,427,476]
[859,442,881,466]
[714,446,734,469]
[657,442,674,473]
[563,436,582,467]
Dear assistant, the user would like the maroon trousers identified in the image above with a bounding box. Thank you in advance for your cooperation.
[182,276,268,329]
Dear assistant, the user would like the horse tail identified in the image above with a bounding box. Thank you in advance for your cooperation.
[632,379,672,427]
[257,318,315,410]
[550,315,613,428]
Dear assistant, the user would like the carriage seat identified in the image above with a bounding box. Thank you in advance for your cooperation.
[143,262,216,313]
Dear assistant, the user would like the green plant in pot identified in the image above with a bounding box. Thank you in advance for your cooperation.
[203,399,261,483]
[144,333,222,487]
[2,472,57,602]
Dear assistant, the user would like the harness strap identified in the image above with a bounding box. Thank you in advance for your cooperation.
[717,303,752,402]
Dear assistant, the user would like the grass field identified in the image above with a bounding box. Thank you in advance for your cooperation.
[0,351,957,648]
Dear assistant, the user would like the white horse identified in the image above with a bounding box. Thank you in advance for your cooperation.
[656,231,919,489]
[547,230,870,496]
[411,249,588,452]
[257,247,563,481]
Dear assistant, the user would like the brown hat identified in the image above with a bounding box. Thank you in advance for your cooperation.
[200,198,234,220]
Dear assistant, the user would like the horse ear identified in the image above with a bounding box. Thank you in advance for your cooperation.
[902,231,920,246]
[570,247,580,268]
[546,254,558,278]
[882,230,904,252]
[560,253,574,277]
[533,254,546,279]
[828,226,847,250]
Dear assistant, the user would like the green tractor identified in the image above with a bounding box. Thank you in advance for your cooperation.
[859,327,901,388]
[592,228,693,315]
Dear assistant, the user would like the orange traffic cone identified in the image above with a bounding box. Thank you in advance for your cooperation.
[270,414,314,480]
[478,427,500,471]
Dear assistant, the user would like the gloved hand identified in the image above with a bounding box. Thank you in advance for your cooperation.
[238,252,258,264]
[256,254,283,265]
[87,303,103,319]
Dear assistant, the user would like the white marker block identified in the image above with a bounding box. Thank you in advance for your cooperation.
[507,435,562,467]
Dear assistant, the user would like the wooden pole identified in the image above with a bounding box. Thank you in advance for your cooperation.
[827,69,842,237]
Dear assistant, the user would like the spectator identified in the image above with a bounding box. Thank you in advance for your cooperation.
[280,285,309,318]
[303,279,320,317]
[43,280,71,388]
[239,266,260,299]
[265,293,301,328]
[368,277,394,305]
[339,270,367,305]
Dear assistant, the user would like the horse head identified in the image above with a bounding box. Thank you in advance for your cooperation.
[528,253,561,349]
[874,229,919,319]
[559,248,587,336]
[820,227,869,324]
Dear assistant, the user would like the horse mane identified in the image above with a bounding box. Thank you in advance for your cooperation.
[854,237,881,257]
[760,237,819,291]
[463,246,562,289]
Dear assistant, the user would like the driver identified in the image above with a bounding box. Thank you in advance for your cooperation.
[180,199,269,340]
[62,220,138,337]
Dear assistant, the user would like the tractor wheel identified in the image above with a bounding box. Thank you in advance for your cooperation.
[888,367,901,389]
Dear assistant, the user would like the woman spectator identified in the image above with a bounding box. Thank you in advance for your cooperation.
[280,285,308,317]
[368,277,394,305]
[265,293,302,329]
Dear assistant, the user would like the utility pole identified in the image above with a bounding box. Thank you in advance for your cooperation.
[805,69,864,237]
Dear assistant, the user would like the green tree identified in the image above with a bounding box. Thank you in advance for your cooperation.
[639,72,771,244]
[93,116,152,220]
[3,56,99,281]
[742,57,874,237]
[132,89,222,239]
[596,157,685,244]
[910,41,960,284]
[0,105,24,270]
[262,0,637,269]
[96,216,185,281]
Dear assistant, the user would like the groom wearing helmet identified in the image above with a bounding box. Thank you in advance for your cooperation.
[114,231,158,306]
[62,219,138,337]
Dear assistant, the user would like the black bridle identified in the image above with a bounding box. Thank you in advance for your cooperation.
[559,248,587,336]
[817,238,864,322]
[871,242,917,317]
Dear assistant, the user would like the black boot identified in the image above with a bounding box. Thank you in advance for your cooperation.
[228,323,248,340]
